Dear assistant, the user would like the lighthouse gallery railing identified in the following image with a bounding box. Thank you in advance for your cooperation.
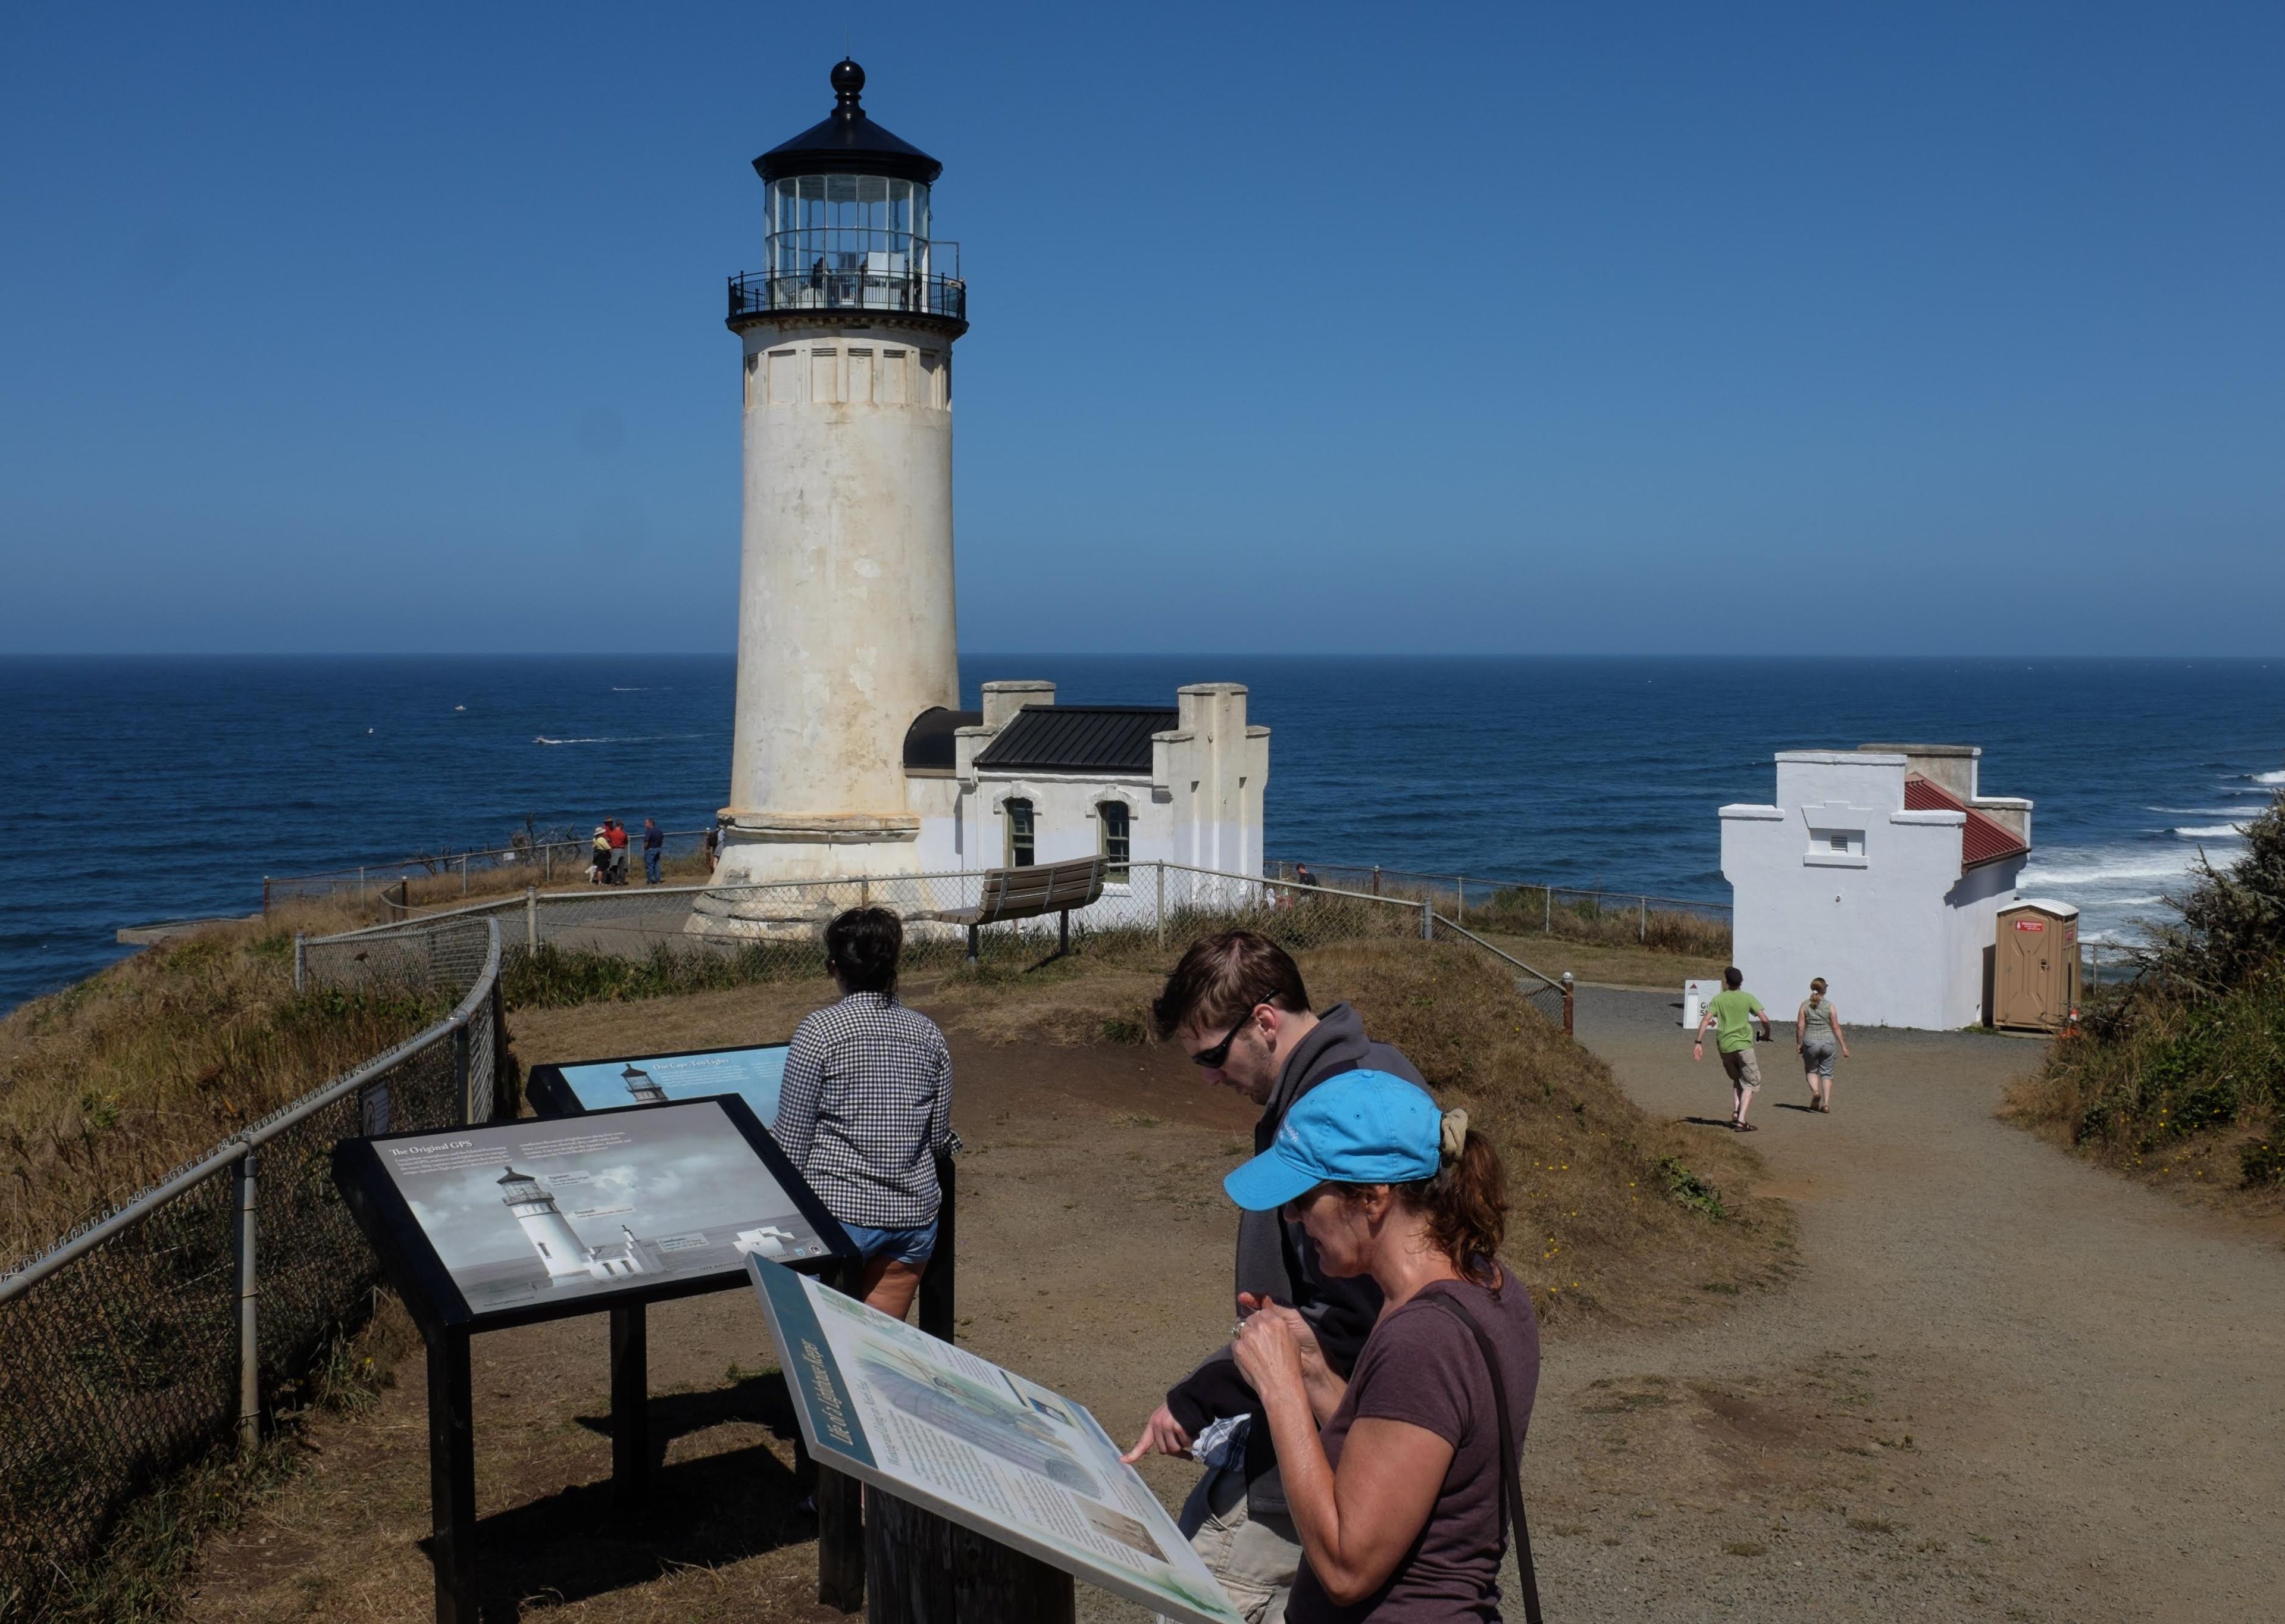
[0,918,503,1613]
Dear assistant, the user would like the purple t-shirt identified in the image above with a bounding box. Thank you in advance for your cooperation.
[1288,1271,1541,1623]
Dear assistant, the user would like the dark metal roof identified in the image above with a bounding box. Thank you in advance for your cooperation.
[1904,774,2032,871]
[755,60,943,185]
[974,705,1179,774]
[902,706,981,771]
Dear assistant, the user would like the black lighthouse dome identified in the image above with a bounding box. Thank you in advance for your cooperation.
[754,58,943,185]
[730,58,964,330]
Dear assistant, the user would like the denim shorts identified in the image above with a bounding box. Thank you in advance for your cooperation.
[839,1219,938,1266]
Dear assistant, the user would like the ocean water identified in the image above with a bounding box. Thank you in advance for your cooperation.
[6,656,2281,1015]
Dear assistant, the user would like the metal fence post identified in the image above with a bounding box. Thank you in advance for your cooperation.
[1372,865,1382,897]
[1562,972,1575,1037]
[544,843,552,884]
[1544,888,1551,935]
[525,885,539,954]
[233,1146,259,1453]
[1456,874,1464,919]
[1639,896,1647,942]
[1422,899,1434,941]
[1156,862,1166,947]
[453,1021,474,1125]
[293,932,306,993]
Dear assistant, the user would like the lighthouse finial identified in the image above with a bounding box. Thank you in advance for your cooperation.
[831,58,865,109]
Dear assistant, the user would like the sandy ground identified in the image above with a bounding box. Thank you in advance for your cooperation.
[1523,988,2285,1621]
[184,985,2285,1621]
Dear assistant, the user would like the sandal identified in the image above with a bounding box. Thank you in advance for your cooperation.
[1734,1121,1758,1132]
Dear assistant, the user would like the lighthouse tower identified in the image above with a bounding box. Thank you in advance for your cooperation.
[621,1063,666,1104]
[497,1165,591,1283]
[699,58,968,919]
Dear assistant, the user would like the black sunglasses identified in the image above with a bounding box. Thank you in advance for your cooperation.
[1189,1010,1256,1069]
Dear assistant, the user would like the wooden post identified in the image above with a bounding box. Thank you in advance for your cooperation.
[525,885,539,953]
[1639,896,1647,942]
[865,1490,1074,1623]
[426,1329,480,1624]
[610,1303,649,1509]
[1544,887,1551,935]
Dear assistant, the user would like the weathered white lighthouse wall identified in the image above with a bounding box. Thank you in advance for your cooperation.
[1722,751,2024,1030]
[716,323,959,886]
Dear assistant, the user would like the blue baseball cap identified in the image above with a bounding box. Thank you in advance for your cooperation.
[1223,1071,1442,1211]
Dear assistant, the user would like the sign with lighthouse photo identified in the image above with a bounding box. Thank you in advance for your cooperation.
[333,1096,852,1330]
[525,1042,791,1127]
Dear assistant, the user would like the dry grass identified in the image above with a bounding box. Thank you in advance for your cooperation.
[387,849,715,913]
[920,938,1792,1326]
[0,899,442,1265]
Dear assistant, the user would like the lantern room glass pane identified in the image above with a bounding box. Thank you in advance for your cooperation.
[762,173,940,312]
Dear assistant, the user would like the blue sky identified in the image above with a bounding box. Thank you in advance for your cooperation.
[2,2,2279,655]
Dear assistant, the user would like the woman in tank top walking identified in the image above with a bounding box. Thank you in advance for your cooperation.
[1795,977,1849,1112]
[1222,1071,1540,1622]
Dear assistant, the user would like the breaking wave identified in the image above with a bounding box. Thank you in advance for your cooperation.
[2173,823,2250,839]
[2250,769,2285,785]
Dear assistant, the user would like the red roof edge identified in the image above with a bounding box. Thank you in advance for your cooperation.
[1903,774,2030,871]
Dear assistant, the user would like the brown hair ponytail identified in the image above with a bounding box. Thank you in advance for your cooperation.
[1395,1128,1507,1287]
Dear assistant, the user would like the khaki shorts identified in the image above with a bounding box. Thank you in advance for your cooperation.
[1720,1046,1763,1088]
[1166,1465,1299,1624]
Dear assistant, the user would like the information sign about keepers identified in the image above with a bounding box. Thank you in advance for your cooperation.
[526,1043,790,1125]
[750,1259,1244,1624]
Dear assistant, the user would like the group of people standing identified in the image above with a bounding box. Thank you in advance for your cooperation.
[1692,966,1851,1130]
[771,912,1541,1622]
[586,817,666,886]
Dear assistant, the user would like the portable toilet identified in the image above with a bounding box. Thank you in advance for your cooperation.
[1994,900,2080,1031]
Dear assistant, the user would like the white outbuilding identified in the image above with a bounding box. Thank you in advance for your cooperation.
[1719,744,2033,1030]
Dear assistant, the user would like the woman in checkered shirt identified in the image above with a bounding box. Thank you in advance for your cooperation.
[774,908,959,1319]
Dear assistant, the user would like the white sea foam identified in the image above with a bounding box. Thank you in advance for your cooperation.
[2252,769,2285,785]
[533,733,701,745]
[2173,823,2250,839]
[2148,806,2256,816]
[2019,849,2202,888]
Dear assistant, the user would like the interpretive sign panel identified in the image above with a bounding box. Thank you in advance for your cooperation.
[750,1259,1244,1624]
[527,1043,791,1126]
[335,1096,851,1334]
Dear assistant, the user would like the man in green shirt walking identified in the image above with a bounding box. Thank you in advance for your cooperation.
[1693,966,1772,1132]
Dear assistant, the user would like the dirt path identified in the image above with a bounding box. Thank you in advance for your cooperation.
[1524,987,2285,1620]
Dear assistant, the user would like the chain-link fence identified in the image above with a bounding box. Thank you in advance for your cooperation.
[263,829,716,910]
[1273,859,1732,956]
[331,862,1575,1028]
[0,922,502,1617]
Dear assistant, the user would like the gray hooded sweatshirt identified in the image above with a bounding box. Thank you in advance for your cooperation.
[1162,1000,1428,1517]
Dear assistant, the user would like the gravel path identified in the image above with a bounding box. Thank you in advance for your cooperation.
[1521,987,2285,1621]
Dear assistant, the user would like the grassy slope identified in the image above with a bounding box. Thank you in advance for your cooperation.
[2002,965,2285,1221]
[909,937,1791,1325]
[0,897,436,1264]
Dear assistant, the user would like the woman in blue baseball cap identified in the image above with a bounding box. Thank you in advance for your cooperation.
[1224,1071,1542,1622]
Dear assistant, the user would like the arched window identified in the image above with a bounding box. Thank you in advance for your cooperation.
[1005,799,1035,868]
[1098,801,1130,881]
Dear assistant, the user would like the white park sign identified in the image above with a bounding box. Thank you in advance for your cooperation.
[750,1259,1243,1624]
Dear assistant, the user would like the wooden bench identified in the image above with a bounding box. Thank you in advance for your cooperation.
[932,855,1106,963]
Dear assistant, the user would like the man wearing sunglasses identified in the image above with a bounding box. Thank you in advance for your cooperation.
[1122,929,1426,1622]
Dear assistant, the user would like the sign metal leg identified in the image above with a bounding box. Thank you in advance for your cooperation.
[610,1301,649,1509]
[918,1151,956,1344]
[425,1329,479,1624]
